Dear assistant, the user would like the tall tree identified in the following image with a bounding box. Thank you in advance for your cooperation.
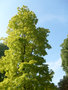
[58,37,68,90]
[0,6,53,89]
[61,37,68,75]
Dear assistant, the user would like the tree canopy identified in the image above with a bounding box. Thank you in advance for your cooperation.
[0,6,54,89]
[61,37,68,75]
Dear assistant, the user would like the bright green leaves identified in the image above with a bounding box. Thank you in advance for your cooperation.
[7,6,37,33]
[0,5,53,89]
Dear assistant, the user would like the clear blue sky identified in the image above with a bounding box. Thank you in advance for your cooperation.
[0,0,68,85]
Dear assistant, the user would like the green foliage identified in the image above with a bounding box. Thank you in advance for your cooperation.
[0,6,53,89]
[0,43,8,82]
[0,43,8,58]
[44,83,58,90]
[61,37,68,75]
[58,76,68,90]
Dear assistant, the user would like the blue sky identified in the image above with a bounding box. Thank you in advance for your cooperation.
[0,0,68,85]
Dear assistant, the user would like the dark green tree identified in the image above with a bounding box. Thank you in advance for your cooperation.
[0,43,8,82]
[0,43,8,58]
[61,37,68,75]
[58,76,68,90]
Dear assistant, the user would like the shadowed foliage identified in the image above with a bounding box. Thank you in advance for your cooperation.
[0,43,8,82]
[58,76,68,90]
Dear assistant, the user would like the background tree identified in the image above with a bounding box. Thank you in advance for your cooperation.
[0,6,54,89]
[58,37,68,90]
[0,43,8,82]
[58,76,68,90]
[61,37,68,75]
[0,43,8,58]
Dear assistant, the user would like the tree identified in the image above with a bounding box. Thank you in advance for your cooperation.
[58,76,68,90]
[61,37,68,75]
[0,43,8,58]
[0,6,54,89]
[58,37,68,90]
[0,43,8,82]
